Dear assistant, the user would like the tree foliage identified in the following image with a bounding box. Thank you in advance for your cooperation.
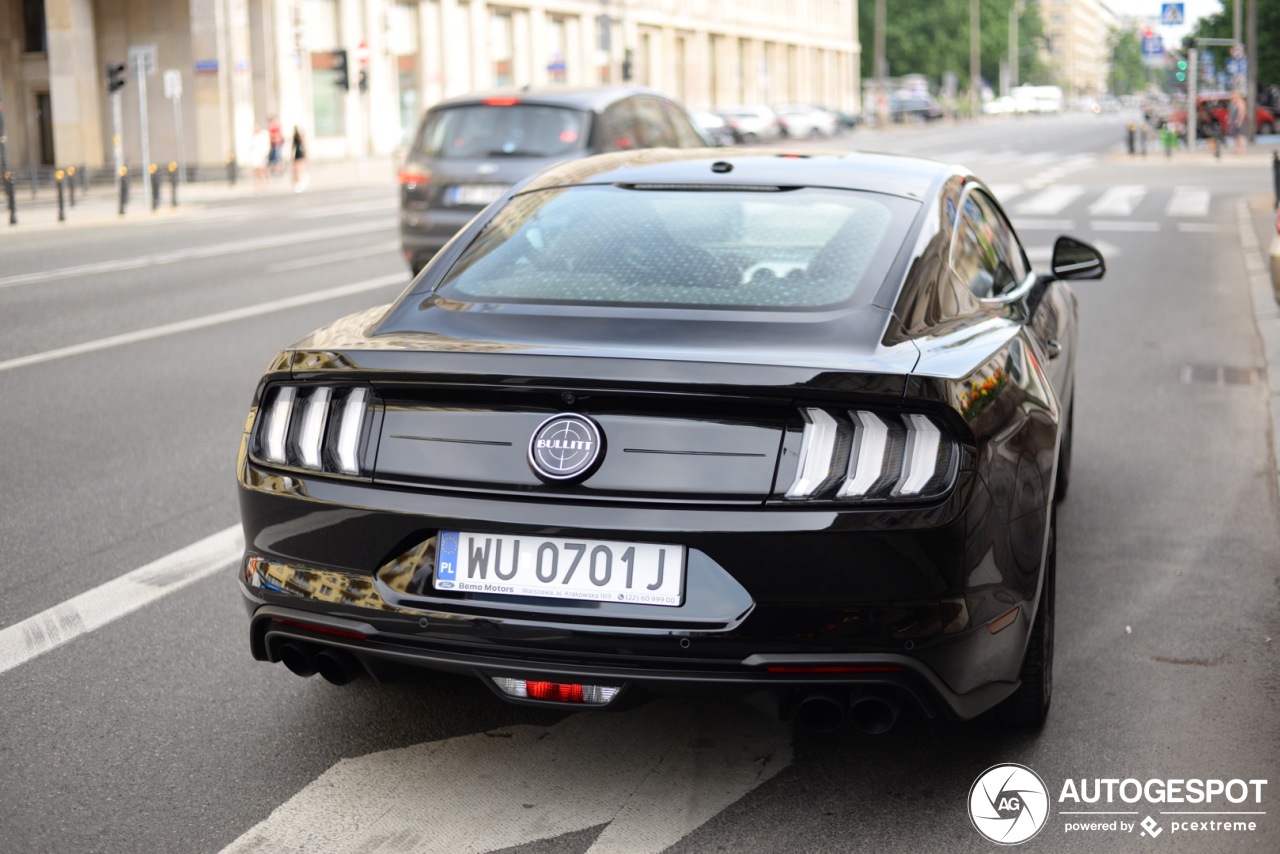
[858,0,1047,92]
[1109,28,1149,95]
[1192,0,1280,88]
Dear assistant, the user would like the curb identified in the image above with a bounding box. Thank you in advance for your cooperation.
[1237,194,1280,497]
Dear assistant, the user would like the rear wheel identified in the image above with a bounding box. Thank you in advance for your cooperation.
[1261,121,1275,135]
[997,517,1055,728]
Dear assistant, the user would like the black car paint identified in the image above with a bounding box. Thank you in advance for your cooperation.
[240,150,1094,723]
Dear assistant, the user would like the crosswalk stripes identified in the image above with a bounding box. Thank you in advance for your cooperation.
[1013,185,1085,215]
[1165,186,1211,217]
[1087,185,1146,216]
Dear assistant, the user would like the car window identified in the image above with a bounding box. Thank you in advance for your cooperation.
[659,100,708,147]
[432,185,918,311]
[632,97,679,147]
[951,188,1027,299]
[599,100,639,152]
[415,104,587,159]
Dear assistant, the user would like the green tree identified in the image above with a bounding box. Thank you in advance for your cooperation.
[859,0,1047,93]
[1192,0,1279,89]
[1109,28,1149,95]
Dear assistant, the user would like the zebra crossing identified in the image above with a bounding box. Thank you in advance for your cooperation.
[1004,183,1218,234]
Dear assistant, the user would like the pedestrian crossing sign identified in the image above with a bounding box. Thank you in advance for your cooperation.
[1161,3,1184,26]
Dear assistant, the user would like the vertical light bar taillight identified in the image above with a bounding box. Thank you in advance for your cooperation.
[786,408,840,498]
[262,386,297,464]
[837,411,889,499]
[333,388,369,475]
[896,414,942,496]
[294,387,332,470]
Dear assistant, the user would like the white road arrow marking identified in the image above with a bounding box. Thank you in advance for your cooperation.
[221,698,792,854]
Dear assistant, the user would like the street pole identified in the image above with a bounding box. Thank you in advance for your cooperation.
[969,0,980,119]
[1187,47,1198,151]
[136,53,153,211]
[1009,1,1023,90]
[112,90,124,199]
[1247,0,1257,141]
[1,76,15,225]
[1234,0,1242,45]
[874,0,886,123]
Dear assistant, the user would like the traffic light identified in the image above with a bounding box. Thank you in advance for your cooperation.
[332,49,349,91]
[106,61,126,93]
[1176,58,1188,82]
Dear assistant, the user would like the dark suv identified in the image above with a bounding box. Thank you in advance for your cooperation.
[399,86,710,274]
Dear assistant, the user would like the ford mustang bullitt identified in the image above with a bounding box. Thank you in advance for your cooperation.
[236,148,1104,732]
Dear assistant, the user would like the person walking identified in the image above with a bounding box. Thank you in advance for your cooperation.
[291,126,309,192]
[250,123,271,190]
[1228,90,1247,154]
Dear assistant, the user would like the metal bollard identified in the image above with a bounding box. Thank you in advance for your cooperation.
[227,154,237,186]
[118,165,129,216]
[55,169,65,222]
[66,165,77,207]
[168,162,178,207]
[149,163,160,210]
[1273,152,1279,209]
[3,170,14,225]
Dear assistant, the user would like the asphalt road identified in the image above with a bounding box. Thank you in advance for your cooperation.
[0,112,1276,854]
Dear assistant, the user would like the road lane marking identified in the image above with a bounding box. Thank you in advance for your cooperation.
[1177,222,1233,233]
[1090,220,1159,232]
[1013,185,1085,216]
[221,698,792,854]
[0,273,405,374]
[986,184,1024,204]
[0,220,394,290]
[0,525,243,676]
[1088,185,1146,216]
[1011,218,1075,231]
[1165,186,1210,217]
[293,201,396,219]
[267,240,399,273]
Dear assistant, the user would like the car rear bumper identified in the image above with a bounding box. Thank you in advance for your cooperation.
[245,601,1020,720]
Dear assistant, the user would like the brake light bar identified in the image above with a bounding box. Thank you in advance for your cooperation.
[492,677,620,705]
[483,96,521,106]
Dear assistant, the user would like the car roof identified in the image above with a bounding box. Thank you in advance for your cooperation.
[516,148,953,202]
[428,85,675,113]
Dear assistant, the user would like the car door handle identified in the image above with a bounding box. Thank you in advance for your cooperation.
[1045,338,1063,359]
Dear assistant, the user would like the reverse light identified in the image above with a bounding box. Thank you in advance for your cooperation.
[786,408,957,503]
[493,677,621,705]
[252,384,375,477]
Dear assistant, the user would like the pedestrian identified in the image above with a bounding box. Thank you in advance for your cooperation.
[267,116,285,177]
[1228,90,1247,153]
[291,126,309,192]
[1197,101,1221,157]
[250,122,271,189]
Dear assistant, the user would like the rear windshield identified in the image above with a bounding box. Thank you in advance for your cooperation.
[432,185,918,311]
[414,104,589,159]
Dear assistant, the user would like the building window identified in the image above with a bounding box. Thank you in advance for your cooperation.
[492,10,514,86]
[392,2,420,146]
[548,17,567,83]
[23,0,47,53]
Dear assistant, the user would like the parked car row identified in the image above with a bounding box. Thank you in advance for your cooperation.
[700,104,850,144]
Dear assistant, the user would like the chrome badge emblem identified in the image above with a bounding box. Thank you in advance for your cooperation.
[528,414,604,482]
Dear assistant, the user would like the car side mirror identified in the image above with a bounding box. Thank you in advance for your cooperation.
[1051,236,1106,280]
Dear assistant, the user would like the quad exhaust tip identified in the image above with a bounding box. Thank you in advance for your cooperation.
[276,642,365,685]
[792,690,900,734]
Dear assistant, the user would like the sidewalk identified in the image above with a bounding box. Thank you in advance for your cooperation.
[1106,136,1280,168]
[0,155,397,232]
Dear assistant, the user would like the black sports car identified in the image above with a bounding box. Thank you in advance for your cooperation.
[237,149,1104,733]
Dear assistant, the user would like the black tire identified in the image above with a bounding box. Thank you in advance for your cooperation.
[1054,400,1074,502]
[997,518,1055,728]
[1261,122,1275,135]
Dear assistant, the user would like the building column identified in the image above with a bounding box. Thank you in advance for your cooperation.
[45,0,105,168]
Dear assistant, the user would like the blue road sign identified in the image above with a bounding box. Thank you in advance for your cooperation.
[1142,34,1164,57]
[1161,3,1185,26]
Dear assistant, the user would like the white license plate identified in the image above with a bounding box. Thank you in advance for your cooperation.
[435,531,685,607]
[446,184,508,206]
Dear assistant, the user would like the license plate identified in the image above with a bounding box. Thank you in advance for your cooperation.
[446,184,508,206]
[435,531,685,607]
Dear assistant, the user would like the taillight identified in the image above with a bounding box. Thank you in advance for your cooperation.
[784,408,958,502]
[398,166,430,188]
[251,384,376,476]
[482,96,521,106]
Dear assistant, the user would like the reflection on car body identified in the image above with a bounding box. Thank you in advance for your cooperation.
[239,148,1105,734]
